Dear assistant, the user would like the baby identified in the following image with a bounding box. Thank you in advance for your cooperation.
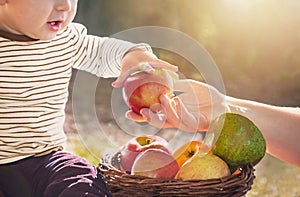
[0,0,177,196]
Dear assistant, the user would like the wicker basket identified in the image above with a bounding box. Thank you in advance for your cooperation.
[98,152,255,197]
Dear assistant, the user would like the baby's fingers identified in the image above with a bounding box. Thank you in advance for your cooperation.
[148,59,178,72]
[112,63,154,87]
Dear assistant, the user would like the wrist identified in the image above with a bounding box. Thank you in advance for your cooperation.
[226,96,251,115]
[123,43,155,59]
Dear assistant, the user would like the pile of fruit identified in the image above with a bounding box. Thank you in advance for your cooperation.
[111,112,266,180]
[116,68,266,180]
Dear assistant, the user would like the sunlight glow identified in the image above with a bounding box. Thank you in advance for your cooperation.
[223,0,252,9]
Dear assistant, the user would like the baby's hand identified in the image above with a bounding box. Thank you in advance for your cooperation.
[112,49,177,88]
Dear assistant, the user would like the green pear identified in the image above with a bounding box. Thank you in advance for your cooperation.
[175,153,231,180]
[211,113,266,170]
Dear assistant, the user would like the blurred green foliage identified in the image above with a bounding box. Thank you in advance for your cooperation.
[68,3,300,195]
[75,0,300,106]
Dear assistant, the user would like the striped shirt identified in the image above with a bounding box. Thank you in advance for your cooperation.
[0,23,151,164]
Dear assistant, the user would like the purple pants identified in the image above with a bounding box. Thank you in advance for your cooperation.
[0,151,111,197]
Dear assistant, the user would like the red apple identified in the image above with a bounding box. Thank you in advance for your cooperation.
[131,148,179,179]
[119,135,171,173]
[122,69,175,115]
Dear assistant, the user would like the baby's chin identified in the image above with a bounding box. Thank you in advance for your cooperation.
[26,27,67,41]
[27,32,58,41]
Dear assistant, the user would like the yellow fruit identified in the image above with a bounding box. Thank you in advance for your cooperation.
[175,153,231,180]
[172,141,202,168]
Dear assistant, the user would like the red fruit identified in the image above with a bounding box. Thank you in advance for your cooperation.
[122,69,174,115]
[119,135,171,173]
[131,149,179,179]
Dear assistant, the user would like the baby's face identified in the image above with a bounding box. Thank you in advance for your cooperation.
[0,0,78,40]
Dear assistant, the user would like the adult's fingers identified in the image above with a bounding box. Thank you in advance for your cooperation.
[159,95,198,132]
[173,97,199,132]
[139,108,173,129]
[125,110,146,122]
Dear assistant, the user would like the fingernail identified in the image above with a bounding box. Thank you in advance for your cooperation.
[125,112,131,119]
[161,94,169,99]
[111,79,120,87]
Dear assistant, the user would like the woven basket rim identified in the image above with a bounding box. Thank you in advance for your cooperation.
[98,152,255,197]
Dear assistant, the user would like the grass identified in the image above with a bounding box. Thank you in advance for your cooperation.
[65,131,117,166]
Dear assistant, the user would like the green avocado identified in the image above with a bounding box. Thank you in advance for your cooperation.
[211,113,266,170]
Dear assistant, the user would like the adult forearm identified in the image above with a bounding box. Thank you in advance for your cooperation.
[226,96,300,166]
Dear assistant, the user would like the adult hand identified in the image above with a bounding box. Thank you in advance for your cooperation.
[126,79,229,132]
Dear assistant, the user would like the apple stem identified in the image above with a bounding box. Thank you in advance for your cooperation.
[146,138,152,144]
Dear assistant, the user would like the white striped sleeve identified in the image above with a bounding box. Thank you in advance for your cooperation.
[70,23,152,78]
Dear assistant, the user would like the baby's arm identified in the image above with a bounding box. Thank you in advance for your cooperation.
[70,23,177,83]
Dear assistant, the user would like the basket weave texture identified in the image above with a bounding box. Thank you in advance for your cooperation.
[98,153,255,197]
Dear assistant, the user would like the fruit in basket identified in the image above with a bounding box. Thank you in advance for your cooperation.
[175,153,230,180]
[131,149,179,179]
[211,113,266,170]
[172,140,203,168]
[122,68,176,114]
[119,135,171,173]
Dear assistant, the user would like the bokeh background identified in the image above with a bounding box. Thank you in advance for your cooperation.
[65,1,300,196]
